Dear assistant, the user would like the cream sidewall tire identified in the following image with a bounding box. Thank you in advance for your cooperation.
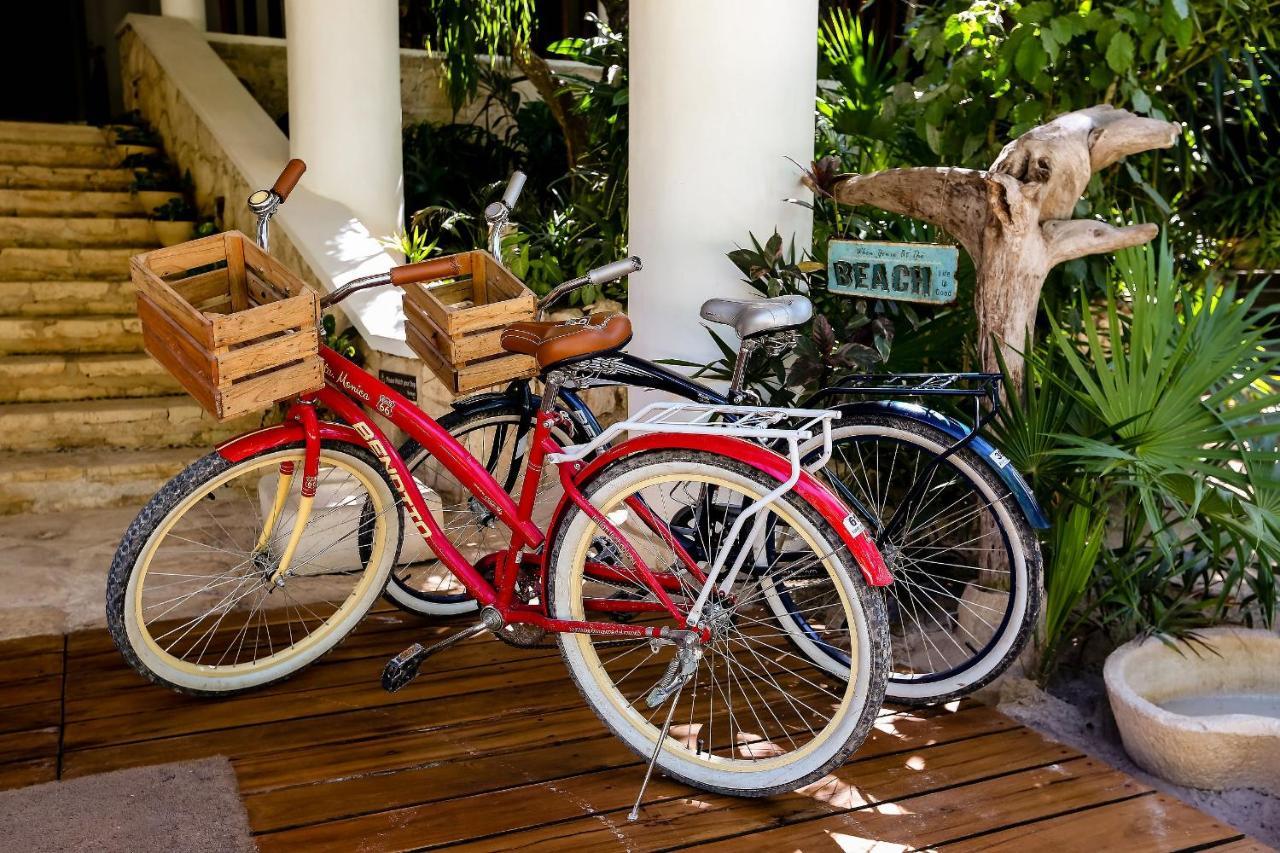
[551,455,883,795]
[122,447,399,693]
[797,422,1032,703]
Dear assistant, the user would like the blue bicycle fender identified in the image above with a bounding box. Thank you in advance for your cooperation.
[836,400,1050,530]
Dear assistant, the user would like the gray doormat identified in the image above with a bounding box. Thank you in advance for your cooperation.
[0,757,255,852]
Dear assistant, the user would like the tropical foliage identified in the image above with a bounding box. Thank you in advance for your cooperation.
[992,241,1280,674]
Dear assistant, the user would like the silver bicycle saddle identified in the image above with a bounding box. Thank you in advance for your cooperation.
[699,294,813,338]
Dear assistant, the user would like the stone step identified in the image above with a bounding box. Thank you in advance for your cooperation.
[0,189,144,218]
[0,165,135,191]
[0,354,180,403]
[0,447,202,515]
[0,315,143,355]
[0,247,143,281]
[0,279,135,316]
[0,396,260,452]
[0,121,109,146]
[0,216,158,249]
[0,142,124,169]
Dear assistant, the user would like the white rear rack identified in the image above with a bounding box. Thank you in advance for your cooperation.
[547,401,840,625]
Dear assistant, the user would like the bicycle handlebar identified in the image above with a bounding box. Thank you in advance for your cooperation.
[271,159,307,201]
[536,255,642,319]
[389,256,464,286]
[501,170,526,209]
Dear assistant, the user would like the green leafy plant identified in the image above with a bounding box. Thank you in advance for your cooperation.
[321,314,362,365]
[996,240,1280,677]
[111,125,160,147]
[130,168,176,191]
[150,197,194,222]
[382,226,439,263]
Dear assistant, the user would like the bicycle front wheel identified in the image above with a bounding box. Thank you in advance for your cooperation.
[549,449,889,797]
[106,442,403,695]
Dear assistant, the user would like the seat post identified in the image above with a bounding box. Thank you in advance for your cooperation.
[727,336,760,404]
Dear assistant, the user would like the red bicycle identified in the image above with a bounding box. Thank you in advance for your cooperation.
[107,162,894,797]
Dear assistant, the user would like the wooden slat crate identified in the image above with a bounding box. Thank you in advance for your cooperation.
[402,250,537,395]
[130,230,323,421]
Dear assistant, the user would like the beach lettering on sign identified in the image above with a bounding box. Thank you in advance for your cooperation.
[827,240,959,305]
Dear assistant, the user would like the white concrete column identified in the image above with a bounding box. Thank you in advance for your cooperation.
[160,0,207,31]
[284,0,405,244]
[628,0,817,407]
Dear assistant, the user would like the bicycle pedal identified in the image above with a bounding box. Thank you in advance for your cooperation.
[381,643,427,693]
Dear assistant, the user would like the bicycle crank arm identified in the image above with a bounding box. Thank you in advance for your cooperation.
[381,606,504,693]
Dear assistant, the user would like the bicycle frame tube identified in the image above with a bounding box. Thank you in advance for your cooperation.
[221,346,695,637]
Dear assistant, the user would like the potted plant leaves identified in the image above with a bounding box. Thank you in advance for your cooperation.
[131,168,182,214]
[150,197,197,247]
[110,124,161,158]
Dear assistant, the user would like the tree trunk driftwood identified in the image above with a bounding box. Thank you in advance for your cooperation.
[831,105,1179,388]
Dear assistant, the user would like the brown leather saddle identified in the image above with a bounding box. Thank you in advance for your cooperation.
[500,311,632,369]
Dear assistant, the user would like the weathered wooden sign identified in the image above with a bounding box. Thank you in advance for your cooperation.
[828,240,958,305]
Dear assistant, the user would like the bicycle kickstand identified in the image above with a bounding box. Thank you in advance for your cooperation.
[628,682,684,822]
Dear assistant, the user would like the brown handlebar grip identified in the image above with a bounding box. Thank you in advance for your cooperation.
[271,159,307,201]
[388,256,463,287]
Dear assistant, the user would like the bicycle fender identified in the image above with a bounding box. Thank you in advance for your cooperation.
[836,400,1050,530]
[448,389,522,415]
[555,433,893,587]
[216,422,365,462]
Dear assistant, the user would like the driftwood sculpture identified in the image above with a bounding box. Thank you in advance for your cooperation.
[831,105,1180,388]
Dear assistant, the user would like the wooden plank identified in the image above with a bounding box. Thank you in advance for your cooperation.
[686,758,1145,853]
[214,358,323,419]
[210,292,317,348]
[225,231,249,312]
[417,720,1057,853]
[216,330,317,384]
[0,675,60,710]
[64,633,560,722]
[139,305,219,414]
[131,257,213,346]
[0,700,60,735]
[0,757,57,791]
[61,685,587,780]
[943,793,1246,852]
[454,352,537,393]
[246,705,1019,845]
[62,655,573,751]
[0,651,61,684]
[0,634,61,661]
[139,230,228,278]
[170,268,230,307]
[0,728,58,765]
[242,238,311,299]
[403,298,507,365]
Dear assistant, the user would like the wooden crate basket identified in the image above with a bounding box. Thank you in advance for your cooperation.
[401,250,537,395]
[130,230,323,421]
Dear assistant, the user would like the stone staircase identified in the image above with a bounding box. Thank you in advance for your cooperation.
[0,121,255,515]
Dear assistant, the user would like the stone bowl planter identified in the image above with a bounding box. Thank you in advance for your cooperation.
[153,220,196,247]
[1104,627,1280,794]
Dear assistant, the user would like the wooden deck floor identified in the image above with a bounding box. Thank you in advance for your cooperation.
[0,604,1263,852]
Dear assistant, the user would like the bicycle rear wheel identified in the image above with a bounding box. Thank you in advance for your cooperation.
[106,442,403,695]
[775,413,1041,705]
[549,449,889,796]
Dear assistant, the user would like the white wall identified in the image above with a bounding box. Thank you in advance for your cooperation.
[628,0,818,405]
